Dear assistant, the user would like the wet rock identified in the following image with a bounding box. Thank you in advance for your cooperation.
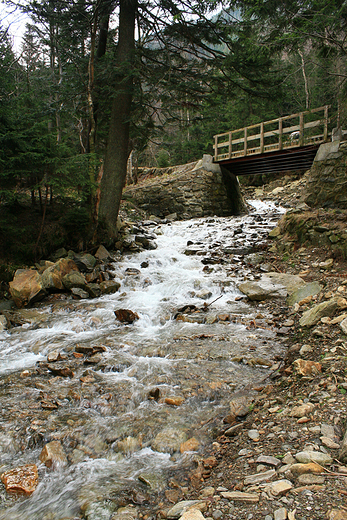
[95,245,111,261]
[138,472,165,491]
[196,290,212,300]
[0,314,7,331]
[1,464,38,495]
[45,363,74,378]
[116,436,142,454]
[99,280,121,295]
[47,350,66,362]
[299,298,340,327]
[62,271,87,291]
[292,359,321,377]
[111,506,138,520]
[39,440,68,469]
[165,396,185,406]
[287,282,322,306]
[83,500,116,520]
[152,428,187,454]
[84,354,102,364]
[71,287,90,299]
[294,450,332,465]
[148,388,160,400]
[79,253,97,271]
[180,437,199,453]
[125,268,141,275]
[41,399,59,410]
[9,269,47,307]
[115,309,139,323]
[41,258,79,291]
[220,491,259,502]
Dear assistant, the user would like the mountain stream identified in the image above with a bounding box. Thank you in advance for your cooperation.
[0,201,286,519]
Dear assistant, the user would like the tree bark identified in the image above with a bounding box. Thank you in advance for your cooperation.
[98,0,137,238]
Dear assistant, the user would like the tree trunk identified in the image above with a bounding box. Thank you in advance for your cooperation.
[97,0,137,238]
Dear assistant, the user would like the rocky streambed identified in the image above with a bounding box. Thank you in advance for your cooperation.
[1,189,347,520]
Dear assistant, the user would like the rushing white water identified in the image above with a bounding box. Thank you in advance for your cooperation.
[0,205,286,519]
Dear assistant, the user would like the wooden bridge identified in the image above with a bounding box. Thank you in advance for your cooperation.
[213,105,330,176]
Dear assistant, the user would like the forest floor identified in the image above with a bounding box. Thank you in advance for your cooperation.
[150,176,347,520]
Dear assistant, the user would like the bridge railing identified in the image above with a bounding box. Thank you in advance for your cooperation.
[213,105,330,162]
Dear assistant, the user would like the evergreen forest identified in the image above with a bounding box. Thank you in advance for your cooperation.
[0,0,346,266]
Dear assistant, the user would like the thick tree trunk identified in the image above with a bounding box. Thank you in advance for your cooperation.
[98,0,137,238]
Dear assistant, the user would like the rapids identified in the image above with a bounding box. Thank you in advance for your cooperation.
[0,201,286,519]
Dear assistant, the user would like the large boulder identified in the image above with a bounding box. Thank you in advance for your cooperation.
[238,277,287,301]
[9,269,46,308]
[299,298,340,327]
[41,258,79,291]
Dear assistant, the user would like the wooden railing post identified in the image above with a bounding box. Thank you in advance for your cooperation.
[214,135,218,161]
[244,128,247,156]
[228,131,232,159]
[299,113,304,146]
[260,122,264,153]
[279,118,283,150]
[324,105,329,141]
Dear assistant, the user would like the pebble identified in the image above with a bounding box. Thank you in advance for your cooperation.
[247,429,260,441]
[290,403,315,418]
[274,508,287,520]
[167,501,206,519]
[267,480,293,496]
[244,469,276,485]
[294,450,332,465]
[220,491,259,502]
[256,455,282,467]
[289,462,323,476]
[320,436,340,449]
[297,474,325,485]
[180,510,206,520]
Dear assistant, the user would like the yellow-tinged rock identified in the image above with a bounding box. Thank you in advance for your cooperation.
[165,396,185,406]
[180,437,199,453]
[180,509,206,520]
[1,464,38,495]
[328,510,347,520]
[39,440,67,469]
[293,359,321,377]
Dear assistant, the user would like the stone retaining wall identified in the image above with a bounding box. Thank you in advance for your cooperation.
[123,155,246,219]
[304,141,347,209]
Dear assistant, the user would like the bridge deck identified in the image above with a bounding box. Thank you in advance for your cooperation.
[217,144,320,176]
[213,106,330,174]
